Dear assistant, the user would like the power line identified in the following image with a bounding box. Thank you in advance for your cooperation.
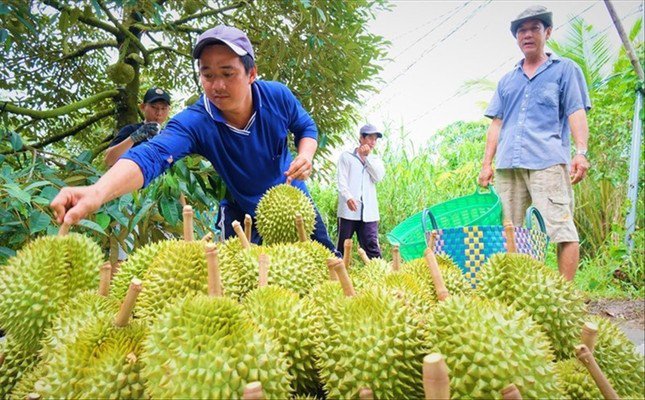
[392,1,471,41]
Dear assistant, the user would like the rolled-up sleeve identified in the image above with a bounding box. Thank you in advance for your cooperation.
[561,62,592,117]
[485,82,505,119]
[120,119,196,187]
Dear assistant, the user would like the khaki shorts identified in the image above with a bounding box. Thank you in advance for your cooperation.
[495,164,578,243]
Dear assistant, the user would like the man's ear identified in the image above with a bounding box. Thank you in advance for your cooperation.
[248,66,257,84]
[139,103,146,112]
[545,26,553,40]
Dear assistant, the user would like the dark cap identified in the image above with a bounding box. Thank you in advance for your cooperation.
[510,5,553,37]
[193,25,255,59]
[143,87,171,105]
[359,124,383,138]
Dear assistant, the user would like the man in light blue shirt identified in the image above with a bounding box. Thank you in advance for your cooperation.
[478,5,591,281]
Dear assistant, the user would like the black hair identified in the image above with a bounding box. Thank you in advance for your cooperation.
[240,54,255,74]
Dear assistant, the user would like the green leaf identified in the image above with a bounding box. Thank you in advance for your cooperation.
[0,4,9,14]
[29,210,51,234]
[39,186,58,201]
[95,212,111,230]
[90,0,103,17]
[0,28,8,44]
[315,7,326,23]
[0,247,16,259]
[77,219,106,235]
[31,196,51,205]
[24,180,51,192]
[3,182,31,203]
[131,199,155,227]
[10,131,23,151]
[159,196,179,226]
[106,203,129,227]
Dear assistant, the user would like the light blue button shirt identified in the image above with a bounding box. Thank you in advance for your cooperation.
[485,53,591,170]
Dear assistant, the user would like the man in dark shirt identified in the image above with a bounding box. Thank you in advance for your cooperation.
[104,88,171,167]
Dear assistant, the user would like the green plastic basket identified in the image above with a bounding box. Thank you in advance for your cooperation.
[387,185,503,261]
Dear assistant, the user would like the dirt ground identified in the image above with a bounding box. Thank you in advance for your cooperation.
[587,299,645,352]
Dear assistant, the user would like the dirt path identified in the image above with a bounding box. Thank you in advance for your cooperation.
[587,299,644,354]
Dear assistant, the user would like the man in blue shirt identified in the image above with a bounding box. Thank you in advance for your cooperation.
[51,25,337,253]
[478,6,591,281]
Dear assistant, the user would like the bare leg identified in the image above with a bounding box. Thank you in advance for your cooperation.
[557,242,579,281]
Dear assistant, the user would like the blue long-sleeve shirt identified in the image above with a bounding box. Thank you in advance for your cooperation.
[121,80,318,215]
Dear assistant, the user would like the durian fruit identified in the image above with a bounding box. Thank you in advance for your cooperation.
[426,295,558,398]
[349,257,390,291]
[0,232,103,395]
[0,336,39,398]
[554,358,602,399]
[16,279,148,398]
[264,242,329,297]
[477,253,587,359]
[315,260,429,398]
[400,255,471,303]
[587,316,645,398]
[244,281,321,395]
[255,184,316,245]
[107,62,135,85]
[217,236,262,301]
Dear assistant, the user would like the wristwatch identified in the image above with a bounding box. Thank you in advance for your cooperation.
[576,149,588,158]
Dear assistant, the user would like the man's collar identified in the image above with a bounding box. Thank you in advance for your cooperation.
[202,81,261,124]
[514,52,560,70]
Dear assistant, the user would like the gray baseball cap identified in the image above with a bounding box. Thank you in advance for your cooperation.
[359,124,383,138]
[193,25,255,59]
[510,5,553,37]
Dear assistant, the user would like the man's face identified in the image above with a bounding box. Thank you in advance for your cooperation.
[140,100,170,124]
[359,133,379,149]
[516,19,551,58]
[199,44,256,114]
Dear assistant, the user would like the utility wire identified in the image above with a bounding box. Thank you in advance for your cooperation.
[392,1,471,41]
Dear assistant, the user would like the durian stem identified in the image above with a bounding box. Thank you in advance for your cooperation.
[114,278,142,327]
[575,344,620,400]
[179,193,187,207]
[501,383,523,400]
[423,246,450,301]
[392,244,401,271]
[244,214,253,242]
[58,222,70,236]
[423,353,450,400]
[504,220,517,253]
[232,221,251,249]
[98,262,112,296]
[183,205,194,241]
[581,321,599,352]
[359,388,374,400]
[201,232,214,242]
[205,244,222,297]
[242,381,265,400]
[258,254,270,287]
[358,248,370,264]
[343,239,352,269]
[326,258,339,281]
[295,213,308,242]
[333,258,355,297]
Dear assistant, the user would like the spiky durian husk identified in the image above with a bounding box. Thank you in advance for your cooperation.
[244,286,321,395]
[400,256,471,303]
[9,291,121,398]
[255,184,316,245]
[349,258,390,291]
[316,287,429,398]
[111,240,172,301]
[477,253,587,359]
[589,316,645,398]
[143,294,292,398]
[217,238,262,301]
[134,240,210,320]
[554,358,602,399]
[263,242,328,297]
[0,336,39,398]
[107,62,135,84]
[426,295,558,399]
[298,240,334,271]
[0,234,102,395]
[382,271,435,318]
[27,317,148,398]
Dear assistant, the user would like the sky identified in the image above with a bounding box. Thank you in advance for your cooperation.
[357,0,644,152]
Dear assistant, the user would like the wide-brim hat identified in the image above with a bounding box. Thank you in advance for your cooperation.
[510,5,553,37]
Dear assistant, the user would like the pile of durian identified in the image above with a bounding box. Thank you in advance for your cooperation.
[1,184,643,399]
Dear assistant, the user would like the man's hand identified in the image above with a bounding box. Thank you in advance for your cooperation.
[478,164,494,187]
[285,155,313,184]
[130,122,160,144]
[357,144,371,160]
[51,186,103,225]
[570,154,590,184]
[347,198,358,212]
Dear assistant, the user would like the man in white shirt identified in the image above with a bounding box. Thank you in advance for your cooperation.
[336,124,386,259]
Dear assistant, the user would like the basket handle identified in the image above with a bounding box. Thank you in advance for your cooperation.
[524,206,547,234]
[421,208,439,233]
[475,183,497,195]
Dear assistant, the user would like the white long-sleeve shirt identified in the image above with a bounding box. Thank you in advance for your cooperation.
[336,149,386,222]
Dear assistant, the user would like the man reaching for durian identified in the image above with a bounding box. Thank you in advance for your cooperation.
[50,25,338,254]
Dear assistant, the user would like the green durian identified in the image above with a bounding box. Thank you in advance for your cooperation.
[264,242,329,297]
[400,256,471,303]
[143,294,292,398]
[426,295,558,399]
[255,184,316,245]
[107,62,135,85]
[316,287,429,398]
[217,237,262,301]
[244,286,321,395]
[554,358,602,399]
[0,336,39,398]
[349,258,389,291]
[477,253,587,359]
[111,240,172,301]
